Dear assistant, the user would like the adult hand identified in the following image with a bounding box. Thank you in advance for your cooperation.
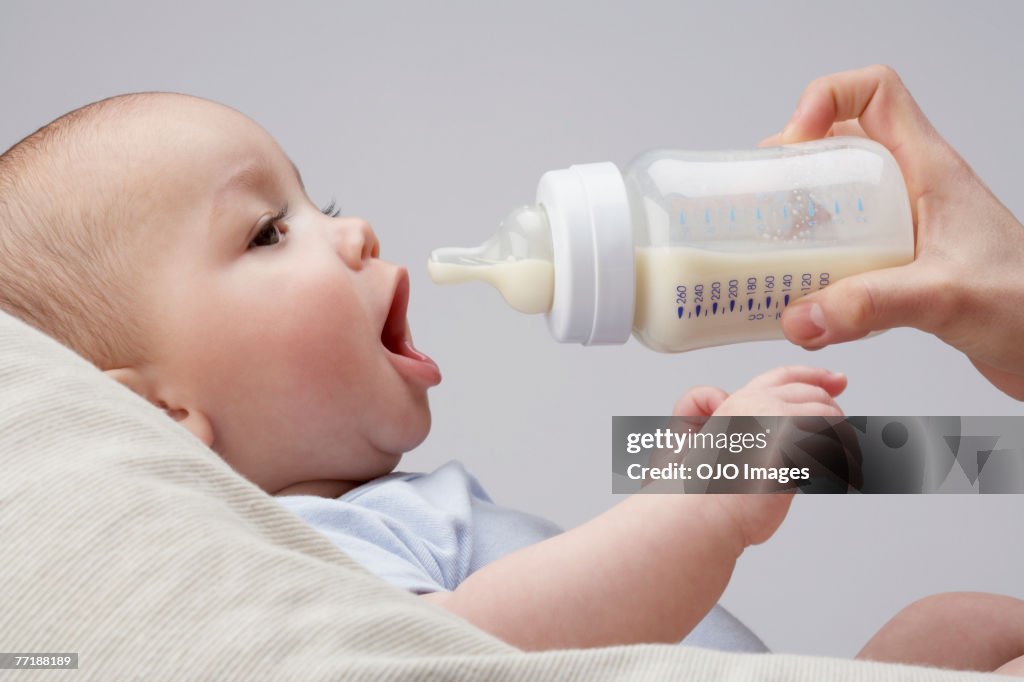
[759,65,1024,400]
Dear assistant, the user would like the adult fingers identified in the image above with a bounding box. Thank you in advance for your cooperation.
[781,261,950,347]
[757,120,866,148]
[775,64,959,200]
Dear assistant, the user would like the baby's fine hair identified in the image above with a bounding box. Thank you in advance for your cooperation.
[0,94,155,370]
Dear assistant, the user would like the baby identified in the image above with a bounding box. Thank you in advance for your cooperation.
[0,93,1021,674]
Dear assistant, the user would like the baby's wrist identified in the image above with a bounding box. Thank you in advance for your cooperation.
[693,496,749,556]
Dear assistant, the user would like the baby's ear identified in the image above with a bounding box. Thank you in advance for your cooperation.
[103,367,214,448]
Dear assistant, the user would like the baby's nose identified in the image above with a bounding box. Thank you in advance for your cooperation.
[333,217,380,269]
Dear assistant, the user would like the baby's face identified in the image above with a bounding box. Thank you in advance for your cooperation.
[116,96,440,495]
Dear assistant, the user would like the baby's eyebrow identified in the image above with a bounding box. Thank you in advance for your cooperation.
[214,156,306,214]
[210,157,306,238]
[220,156,304,196]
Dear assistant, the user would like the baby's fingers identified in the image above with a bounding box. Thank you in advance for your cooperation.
[746,366,847,396]
[673,385,729,417]
[773,384,844,414]
[782,402,845,417]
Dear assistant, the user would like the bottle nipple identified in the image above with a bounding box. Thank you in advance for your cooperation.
[428,205,555,314]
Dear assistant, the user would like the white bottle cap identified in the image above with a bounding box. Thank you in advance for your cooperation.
[537,162,635,345]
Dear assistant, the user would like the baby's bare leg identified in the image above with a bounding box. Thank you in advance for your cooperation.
[857,592,1024,674]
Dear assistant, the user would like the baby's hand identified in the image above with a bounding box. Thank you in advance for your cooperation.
[671,366,847,548]
[679,365,847,418]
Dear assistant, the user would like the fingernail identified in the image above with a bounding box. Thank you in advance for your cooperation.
[787,302,826,342]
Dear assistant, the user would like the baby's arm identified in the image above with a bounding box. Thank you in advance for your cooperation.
[423,365,846,651]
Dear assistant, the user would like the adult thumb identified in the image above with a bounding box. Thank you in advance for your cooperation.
[780,263,937,348]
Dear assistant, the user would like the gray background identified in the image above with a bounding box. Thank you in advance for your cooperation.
[2,0,1021,659]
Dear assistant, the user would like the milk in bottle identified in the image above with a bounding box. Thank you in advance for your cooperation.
[428,137,915,353]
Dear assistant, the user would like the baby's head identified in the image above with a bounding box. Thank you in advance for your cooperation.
[0,93,441,496]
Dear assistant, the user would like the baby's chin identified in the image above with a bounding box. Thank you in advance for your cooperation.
[386,398,433,458]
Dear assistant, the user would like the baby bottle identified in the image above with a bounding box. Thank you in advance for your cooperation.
[428,137,914,352]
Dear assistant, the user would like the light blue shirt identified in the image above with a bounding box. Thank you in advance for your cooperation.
[279,461,561,594]
[279,460,768,653]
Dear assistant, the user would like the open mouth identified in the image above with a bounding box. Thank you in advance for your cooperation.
[381,270,412,356]
[380,268,441,387]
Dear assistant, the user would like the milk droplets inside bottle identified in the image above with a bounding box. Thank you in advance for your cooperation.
[428,137,915,352]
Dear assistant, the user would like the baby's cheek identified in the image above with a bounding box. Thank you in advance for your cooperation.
[190,266,375,418]
[267,277,374,399]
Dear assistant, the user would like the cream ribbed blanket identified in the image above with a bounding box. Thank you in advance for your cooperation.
[0,311,992,681]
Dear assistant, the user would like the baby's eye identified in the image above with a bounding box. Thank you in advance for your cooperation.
[249,221,284,249]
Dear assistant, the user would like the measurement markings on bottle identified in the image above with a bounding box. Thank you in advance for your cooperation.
[674,273,832,322]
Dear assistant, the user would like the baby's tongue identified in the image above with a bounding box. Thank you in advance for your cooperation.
[400,337,436,367]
